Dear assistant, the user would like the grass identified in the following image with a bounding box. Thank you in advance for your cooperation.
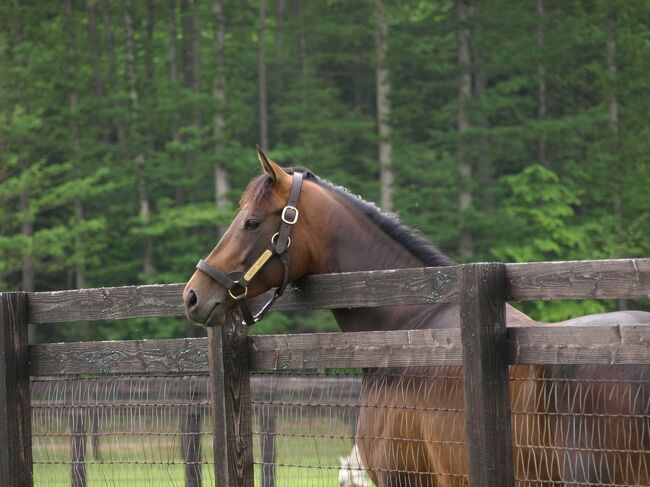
[32,415,358,486]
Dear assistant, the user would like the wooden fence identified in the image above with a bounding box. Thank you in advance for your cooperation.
[1,258,650,487]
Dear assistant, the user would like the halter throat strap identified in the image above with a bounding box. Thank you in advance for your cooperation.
[196,171,304,326]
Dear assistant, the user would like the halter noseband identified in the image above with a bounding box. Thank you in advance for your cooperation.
[195,171,305,326]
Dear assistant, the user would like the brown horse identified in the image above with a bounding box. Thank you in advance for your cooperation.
[184,151,650,486]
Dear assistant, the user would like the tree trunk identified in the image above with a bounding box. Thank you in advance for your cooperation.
[124,0,155,277]
[457,0,473,260]
[213,0,229,213]
[275,0,286,97]
[474,80,492,211]
[13,0,35,343]
[375,0,393,212]
[100,0,125,145]
[537,0,547,167]
[65,0,86,290]
[19,161,33,295]
[181,0,194,92]
[145,0,157,148]
[181,0,201,118]
[295,0,307,76]
[87,0,109,144]
[258,0,269,150]
[168,0,184,205]
[473,0,493,210]
[607,10,626,310]
[181,0,201,204]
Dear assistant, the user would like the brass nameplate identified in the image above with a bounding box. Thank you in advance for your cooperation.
[244,250,273,282]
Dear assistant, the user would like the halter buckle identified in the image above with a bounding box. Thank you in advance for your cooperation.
[281,206,299,224]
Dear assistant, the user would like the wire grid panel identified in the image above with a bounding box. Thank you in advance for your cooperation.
[31,374,212,487]
[250,366,467,487]
[510,365,650,487]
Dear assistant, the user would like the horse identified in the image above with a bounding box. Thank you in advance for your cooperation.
[339,444,371,487]
[183,149,650,486]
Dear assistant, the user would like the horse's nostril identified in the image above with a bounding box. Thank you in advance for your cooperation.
[187,290,198,309]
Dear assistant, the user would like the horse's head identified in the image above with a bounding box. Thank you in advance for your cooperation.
[183,149,317,326]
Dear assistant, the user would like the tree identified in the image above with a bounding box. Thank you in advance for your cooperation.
[375,0,393,212]
[456,0,473,259]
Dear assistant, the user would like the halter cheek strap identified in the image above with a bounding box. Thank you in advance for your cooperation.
[195,171,304,326]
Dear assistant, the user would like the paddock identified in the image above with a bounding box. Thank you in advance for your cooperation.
[1,258,649,486]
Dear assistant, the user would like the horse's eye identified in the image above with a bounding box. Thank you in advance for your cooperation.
[244,219,261,230]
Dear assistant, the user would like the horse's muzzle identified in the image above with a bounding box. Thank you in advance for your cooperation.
[183,287,227,327]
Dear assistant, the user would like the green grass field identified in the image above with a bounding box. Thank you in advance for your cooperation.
[32,416,357,486]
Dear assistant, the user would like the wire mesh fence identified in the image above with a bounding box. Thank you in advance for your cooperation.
[31,374,212,487]
[251,367,468,487]
[510,365,650,487]
[30,365,649,486]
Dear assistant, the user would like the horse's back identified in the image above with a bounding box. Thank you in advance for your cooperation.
[557,310,650,327]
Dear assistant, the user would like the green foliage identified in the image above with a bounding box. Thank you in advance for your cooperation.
[2,0,649,341]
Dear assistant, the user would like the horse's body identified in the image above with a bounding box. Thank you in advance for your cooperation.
[184,154,650,486]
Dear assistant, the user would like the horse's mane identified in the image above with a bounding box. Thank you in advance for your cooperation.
[242,168,456,268]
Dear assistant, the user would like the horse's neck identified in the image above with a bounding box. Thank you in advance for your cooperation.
[312,191,536,331]
[313,195,457,332]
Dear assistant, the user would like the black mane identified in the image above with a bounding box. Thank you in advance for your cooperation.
[243,168,456,268]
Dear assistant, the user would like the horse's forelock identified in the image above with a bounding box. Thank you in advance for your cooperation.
[239,167,316,210]
[239,174,274,209]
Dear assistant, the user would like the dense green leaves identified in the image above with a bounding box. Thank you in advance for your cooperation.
[1,0,648,341]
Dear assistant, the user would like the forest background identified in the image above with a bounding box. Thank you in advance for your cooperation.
[2,0,649,343]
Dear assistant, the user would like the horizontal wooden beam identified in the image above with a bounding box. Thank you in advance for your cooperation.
[506,258,650,301]
[29,323,650,375]
[30,337,209,375]
[249,328,463,370]
[27,266,459,324]
[509,323,650,364]
[27,283,187,324]
[26,259,650,324]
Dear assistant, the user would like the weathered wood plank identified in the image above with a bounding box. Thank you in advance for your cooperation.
[507,258,650,301]
[460,263,514,487]
[208,314,254,487]
[284,266,459,308]
[248,328,463,370]
[27,267,459,323]
[27,283,187,324]
[509,324,650,365]
[28,323,650,376]
[0,292,33,487]
[25,259,650,324]
[29,337,209,375]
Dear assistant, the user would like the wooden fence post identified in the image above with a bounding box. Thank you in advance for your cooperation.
[70,400,87,487]
[261,410,276,487]
[0,292,33,487]
[460,263,514,487]
[182,377,202,487]
[208,313,254,487]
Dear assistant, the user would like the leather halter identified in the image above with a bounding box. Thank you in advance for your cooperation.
[195,171,304,326]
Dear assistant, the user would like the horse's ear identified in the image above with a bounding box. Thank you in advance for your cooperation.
[257,146,291,191]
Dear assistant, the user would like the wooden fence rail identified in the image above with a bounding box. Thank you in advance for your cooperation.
[26,258,650,323]
[29,323,650,376]
[1,259,649,487]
